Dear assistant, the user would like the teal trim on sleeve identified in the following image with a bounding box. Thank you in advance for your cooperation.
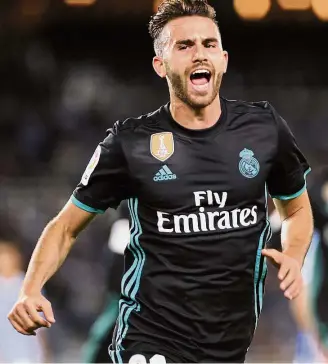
[71,195,105,214]
[271,167,311,201]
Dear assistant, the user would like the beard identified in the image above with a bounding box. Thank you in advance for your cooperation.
[165,62,223,109]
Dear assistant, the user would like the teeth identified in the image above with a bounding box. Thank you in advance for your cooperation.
[192,69,210,75]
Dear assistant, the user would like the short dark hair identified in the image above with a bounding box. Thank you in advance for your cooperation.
[149,0,218,56]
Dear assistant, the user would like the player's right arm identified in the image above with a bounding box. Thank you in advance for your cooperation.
[8,202,95,336]
[8,121,132,336]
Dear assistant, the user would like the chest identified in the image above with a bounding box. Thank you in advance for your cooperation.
[124,128,275,209]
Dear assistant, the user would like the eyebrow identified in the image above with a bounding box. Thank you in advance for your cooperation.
[175,37,219,46]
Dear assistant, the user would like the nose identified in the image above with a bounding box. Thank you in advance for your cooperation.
[192,43,207,63]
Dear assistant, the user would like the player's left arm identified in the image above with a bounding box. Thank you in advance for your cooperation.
[273,190,313,265]
[262,191,313,300]
[265,104,314,300]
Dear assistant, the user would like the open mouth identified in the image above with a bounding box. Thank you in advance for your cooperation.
[190,69,212,86]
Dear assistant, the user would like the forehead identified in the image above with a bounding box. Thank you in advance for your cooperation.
[163,16,220,43]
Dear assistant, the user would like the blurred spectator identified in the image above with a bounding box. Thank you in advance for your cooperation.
[0,229,50,363]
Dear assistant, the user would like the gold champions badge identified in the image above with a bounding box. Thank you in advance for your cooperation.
[150,132,174,162]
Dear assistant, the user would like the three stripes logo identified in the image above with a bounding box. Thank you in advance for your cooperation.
[153,165,177,182]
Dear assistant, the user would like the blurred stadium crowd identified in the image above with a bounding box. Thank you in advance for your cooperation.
[0,0,327,362]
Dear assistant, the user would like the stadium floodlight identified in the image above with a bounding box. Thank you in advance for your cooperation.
[234,0,271,20]
[64,0,96,6]
[311,0,328,20]
[277,0,311,10]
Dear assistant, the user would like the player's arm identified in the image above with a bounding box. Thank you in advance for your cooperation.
[8,121,131,336]
[8,202,96,336]
[22,201,95,297]
[262,192,313,300]
[272,190,313,266]
[265,105,313,300]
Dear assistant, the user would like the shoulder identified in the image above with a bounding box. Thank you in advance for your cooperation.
[106,105,165,136]
[224,97,275,116]
[223,97,284,133]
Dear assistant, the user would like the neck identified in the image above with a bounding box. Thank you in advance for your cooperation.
[169,95,222,130]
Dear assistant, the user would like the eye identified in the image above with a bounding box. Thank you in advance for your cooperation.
[205,43,217,48]
[178,45,189,50]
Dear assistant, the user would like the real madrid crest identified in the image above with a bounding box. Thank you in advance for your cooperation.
[150,132,174,162]
[239,148,260,178]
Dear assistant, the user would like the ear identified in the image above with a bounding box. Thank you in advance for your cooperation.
[152,56,166,78]
[223,51,229,74]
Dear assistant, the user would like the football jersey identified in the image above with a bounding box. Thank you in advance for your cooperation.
[72,98,310,362]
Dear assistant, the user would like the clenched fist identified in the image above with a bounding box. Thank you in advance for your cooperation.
[262,248,303,300]
[8,293,55,335]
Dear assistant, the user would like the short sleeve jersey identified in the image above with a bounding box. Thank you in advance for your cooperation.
[72,98,310,362]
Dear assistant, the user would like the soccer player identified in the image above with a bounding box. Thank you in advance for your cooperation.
[8,0,313,362]
[0,232,50,362]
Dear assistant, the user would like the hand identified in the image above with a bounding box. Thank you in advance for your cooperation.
[7,293,55,336]
[261,248,303,300]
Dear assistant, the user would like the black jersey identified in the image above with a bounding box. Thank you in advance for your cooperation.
[106,201,130,294]
[72,98,310,363]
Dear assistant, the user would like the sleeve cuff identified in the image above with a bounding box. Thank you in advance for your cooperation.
[71,195,106,214]
[270,167,311,201]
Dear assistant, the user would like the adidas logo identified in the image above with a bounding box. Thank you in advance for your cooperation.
[153,165,177,182]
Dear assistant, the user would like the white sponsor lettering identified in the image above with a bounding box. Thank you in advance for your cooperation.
[173,214,200,233]
[157,190,258,234]
[157,211,173,233]
[129,354,166,364]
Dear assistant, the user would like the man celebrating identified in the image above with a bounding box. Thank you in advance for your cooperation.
[8,0,313,362]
